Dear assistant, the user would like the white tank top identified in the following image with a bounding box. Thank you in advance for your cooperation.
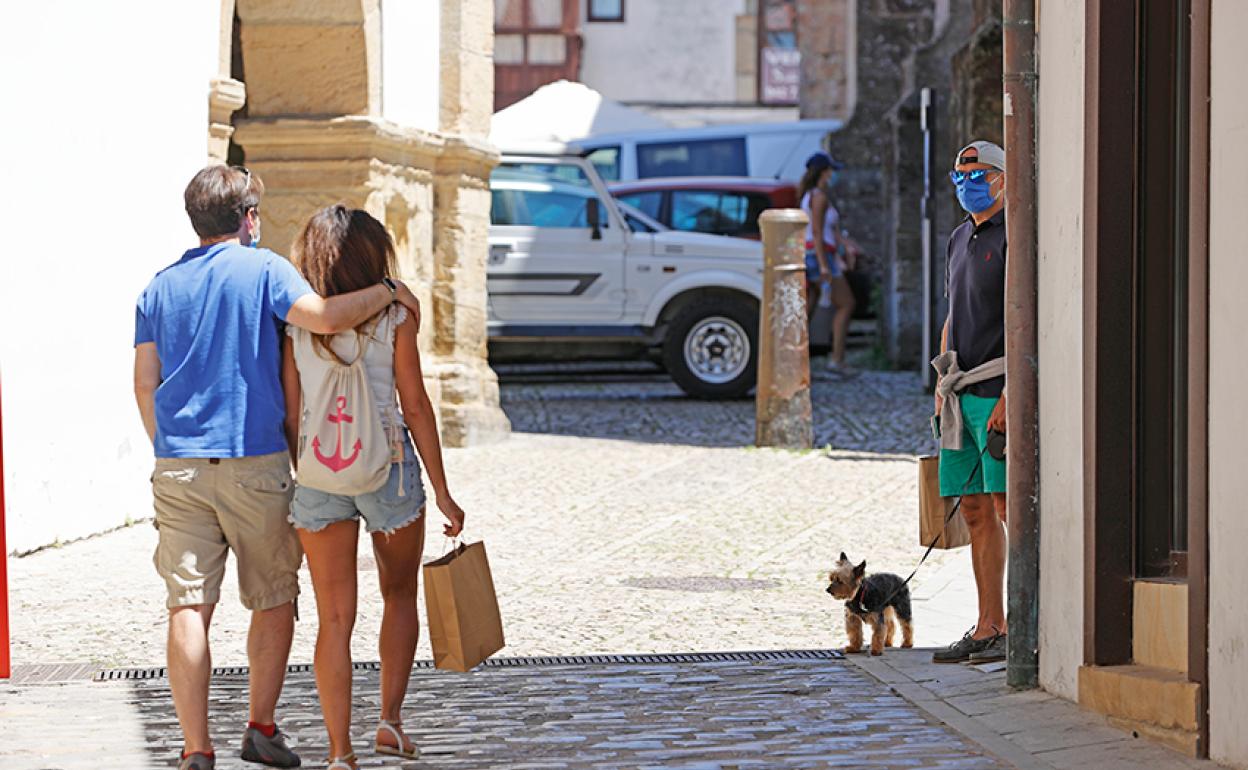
[288,304,407,428]
[800,189,840,248]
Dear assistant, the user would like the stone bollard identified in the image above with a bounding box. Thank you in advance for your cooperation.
[756,209,814,449]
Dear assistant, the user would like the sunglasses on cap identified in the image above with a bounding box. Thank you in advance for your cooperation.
[948,168,998,185]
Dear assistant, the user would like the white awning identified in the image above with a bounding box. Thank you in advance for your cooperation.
[490,80,670,144]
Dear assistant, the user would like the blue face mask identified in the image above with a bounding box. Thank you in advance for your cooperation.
[951,170,999,213]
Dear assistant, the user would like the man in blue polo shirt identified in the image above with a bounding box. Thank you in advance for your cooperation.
[134,165,421,770]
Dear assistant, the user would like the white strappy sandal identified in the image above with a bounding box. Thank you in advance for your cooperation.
[375,719,419,758]
[326,752,357,770]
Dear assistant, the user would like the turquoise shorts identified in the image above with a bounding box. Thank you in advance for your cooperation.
[938,393,1007,496]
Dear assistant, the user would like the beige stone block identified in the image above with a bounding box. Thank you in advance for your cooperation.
[1133,580,1188,673]
[437,400,511,448]
[236,117,442,167]
[735,14,757,76]
[240,24,373,117]
[1078,664,1200,732]
[208,77,245,163]
[236,0,374,25]
[1106,716,1202,757]
[439,0,495,136]
[425,358,509,447]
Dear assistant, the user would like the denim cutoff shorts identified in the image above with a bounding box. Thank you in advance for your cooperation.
[805,249,844,281]
[290,431,426,535]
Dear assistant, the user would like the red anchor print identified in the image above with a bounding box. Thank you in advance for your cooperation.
[313,395,362,472]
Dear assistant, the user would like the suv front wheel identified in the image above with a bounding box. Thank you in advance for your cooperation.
[662,297,758,399]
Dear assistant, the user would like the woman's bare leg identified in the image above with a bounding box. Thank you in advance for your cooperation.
[830,276,856,364]
[299,520,360,760]
[370,511,427,753]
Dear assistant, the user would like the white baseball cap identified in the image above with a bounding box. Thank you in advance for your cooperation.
[955,140,1005,172]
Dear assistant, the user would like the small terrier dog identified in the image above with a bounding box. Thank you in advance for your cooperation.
[826,552,914,656]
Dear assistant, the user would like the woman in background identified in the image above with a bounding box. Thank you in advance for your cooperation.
[799,151,857,376]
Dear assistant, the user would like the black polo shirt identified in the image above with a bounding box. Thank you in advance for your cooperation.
[945,208,1006,398]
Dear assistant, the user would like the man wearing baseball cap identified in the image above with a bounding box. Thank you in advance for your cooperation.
[930,140,1009,664]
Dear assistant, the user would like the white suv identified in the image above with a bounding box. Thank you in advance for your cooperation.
[488,153,764,398]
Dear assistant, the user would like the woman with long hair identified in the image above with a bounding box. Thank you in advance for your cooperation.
[281,205,465,769]
[799,151,856,375]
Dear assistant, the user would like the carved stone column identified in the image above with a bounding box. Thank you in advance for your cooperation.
[426,0,511,445]
[430,137,510,447]
[208,77,245,163]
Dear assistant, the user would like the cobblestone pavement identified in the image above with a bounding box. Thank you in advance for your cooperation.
[496,360,936,453]
[2,655,1005,769]
[7,365,955,669]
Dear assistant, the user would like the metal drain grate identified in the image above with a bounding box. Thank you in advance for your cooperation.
[94,649,842,682]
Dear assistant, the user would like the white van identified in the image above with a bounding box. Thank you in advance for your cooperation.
[488,151,765,399]
[573,119,843,183]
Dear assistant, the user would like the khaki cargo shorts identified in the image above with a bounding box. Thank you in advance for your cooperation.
[151,451,302,610]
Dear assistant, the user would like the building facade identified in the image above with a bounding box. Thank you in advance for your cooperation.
[0,0,509,553]
[494,0,809,126]
[1034,1,1248,765]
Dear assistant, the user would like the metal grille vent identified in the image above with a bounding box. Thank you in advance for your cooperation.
[93,649,841,682]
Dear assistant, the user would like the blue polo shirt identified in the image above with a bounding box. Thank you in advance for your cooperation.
[134,243,314,458]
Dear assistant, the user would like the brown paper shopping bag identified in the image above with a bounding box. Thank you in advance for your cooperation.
[919,455,971,549]
[423,541,505,672]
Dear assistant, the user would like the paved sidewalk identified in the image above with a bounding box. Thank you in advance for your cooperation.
[845,649,1216,770]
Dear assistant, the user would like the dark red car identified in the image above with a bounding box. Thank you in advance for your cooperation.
[608,177,798,240]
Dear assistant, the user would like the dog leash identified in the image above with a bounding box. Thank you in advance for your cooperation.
[875,444,990,608]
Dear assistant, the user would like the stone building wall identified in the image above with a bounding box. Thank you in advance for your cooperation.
[795,0,855,123]
[798,0,1001,368]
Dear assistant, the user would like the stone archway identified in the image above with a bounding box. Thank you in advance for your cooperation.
[210,0,510,447]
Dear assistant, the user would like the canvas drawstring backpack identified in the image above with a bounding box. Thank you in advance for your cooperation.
[290,323,392,495]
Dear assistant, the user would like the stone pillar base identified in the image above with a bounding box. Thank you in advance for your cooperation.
[427,359,510,447]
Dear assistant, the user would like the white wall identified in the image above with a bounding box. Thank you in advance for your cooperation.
[381,0,440,131]
[1207,2,1248,765]
[0,1,221,552]
[579,0,745,104]
[1035,0,1085,702]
